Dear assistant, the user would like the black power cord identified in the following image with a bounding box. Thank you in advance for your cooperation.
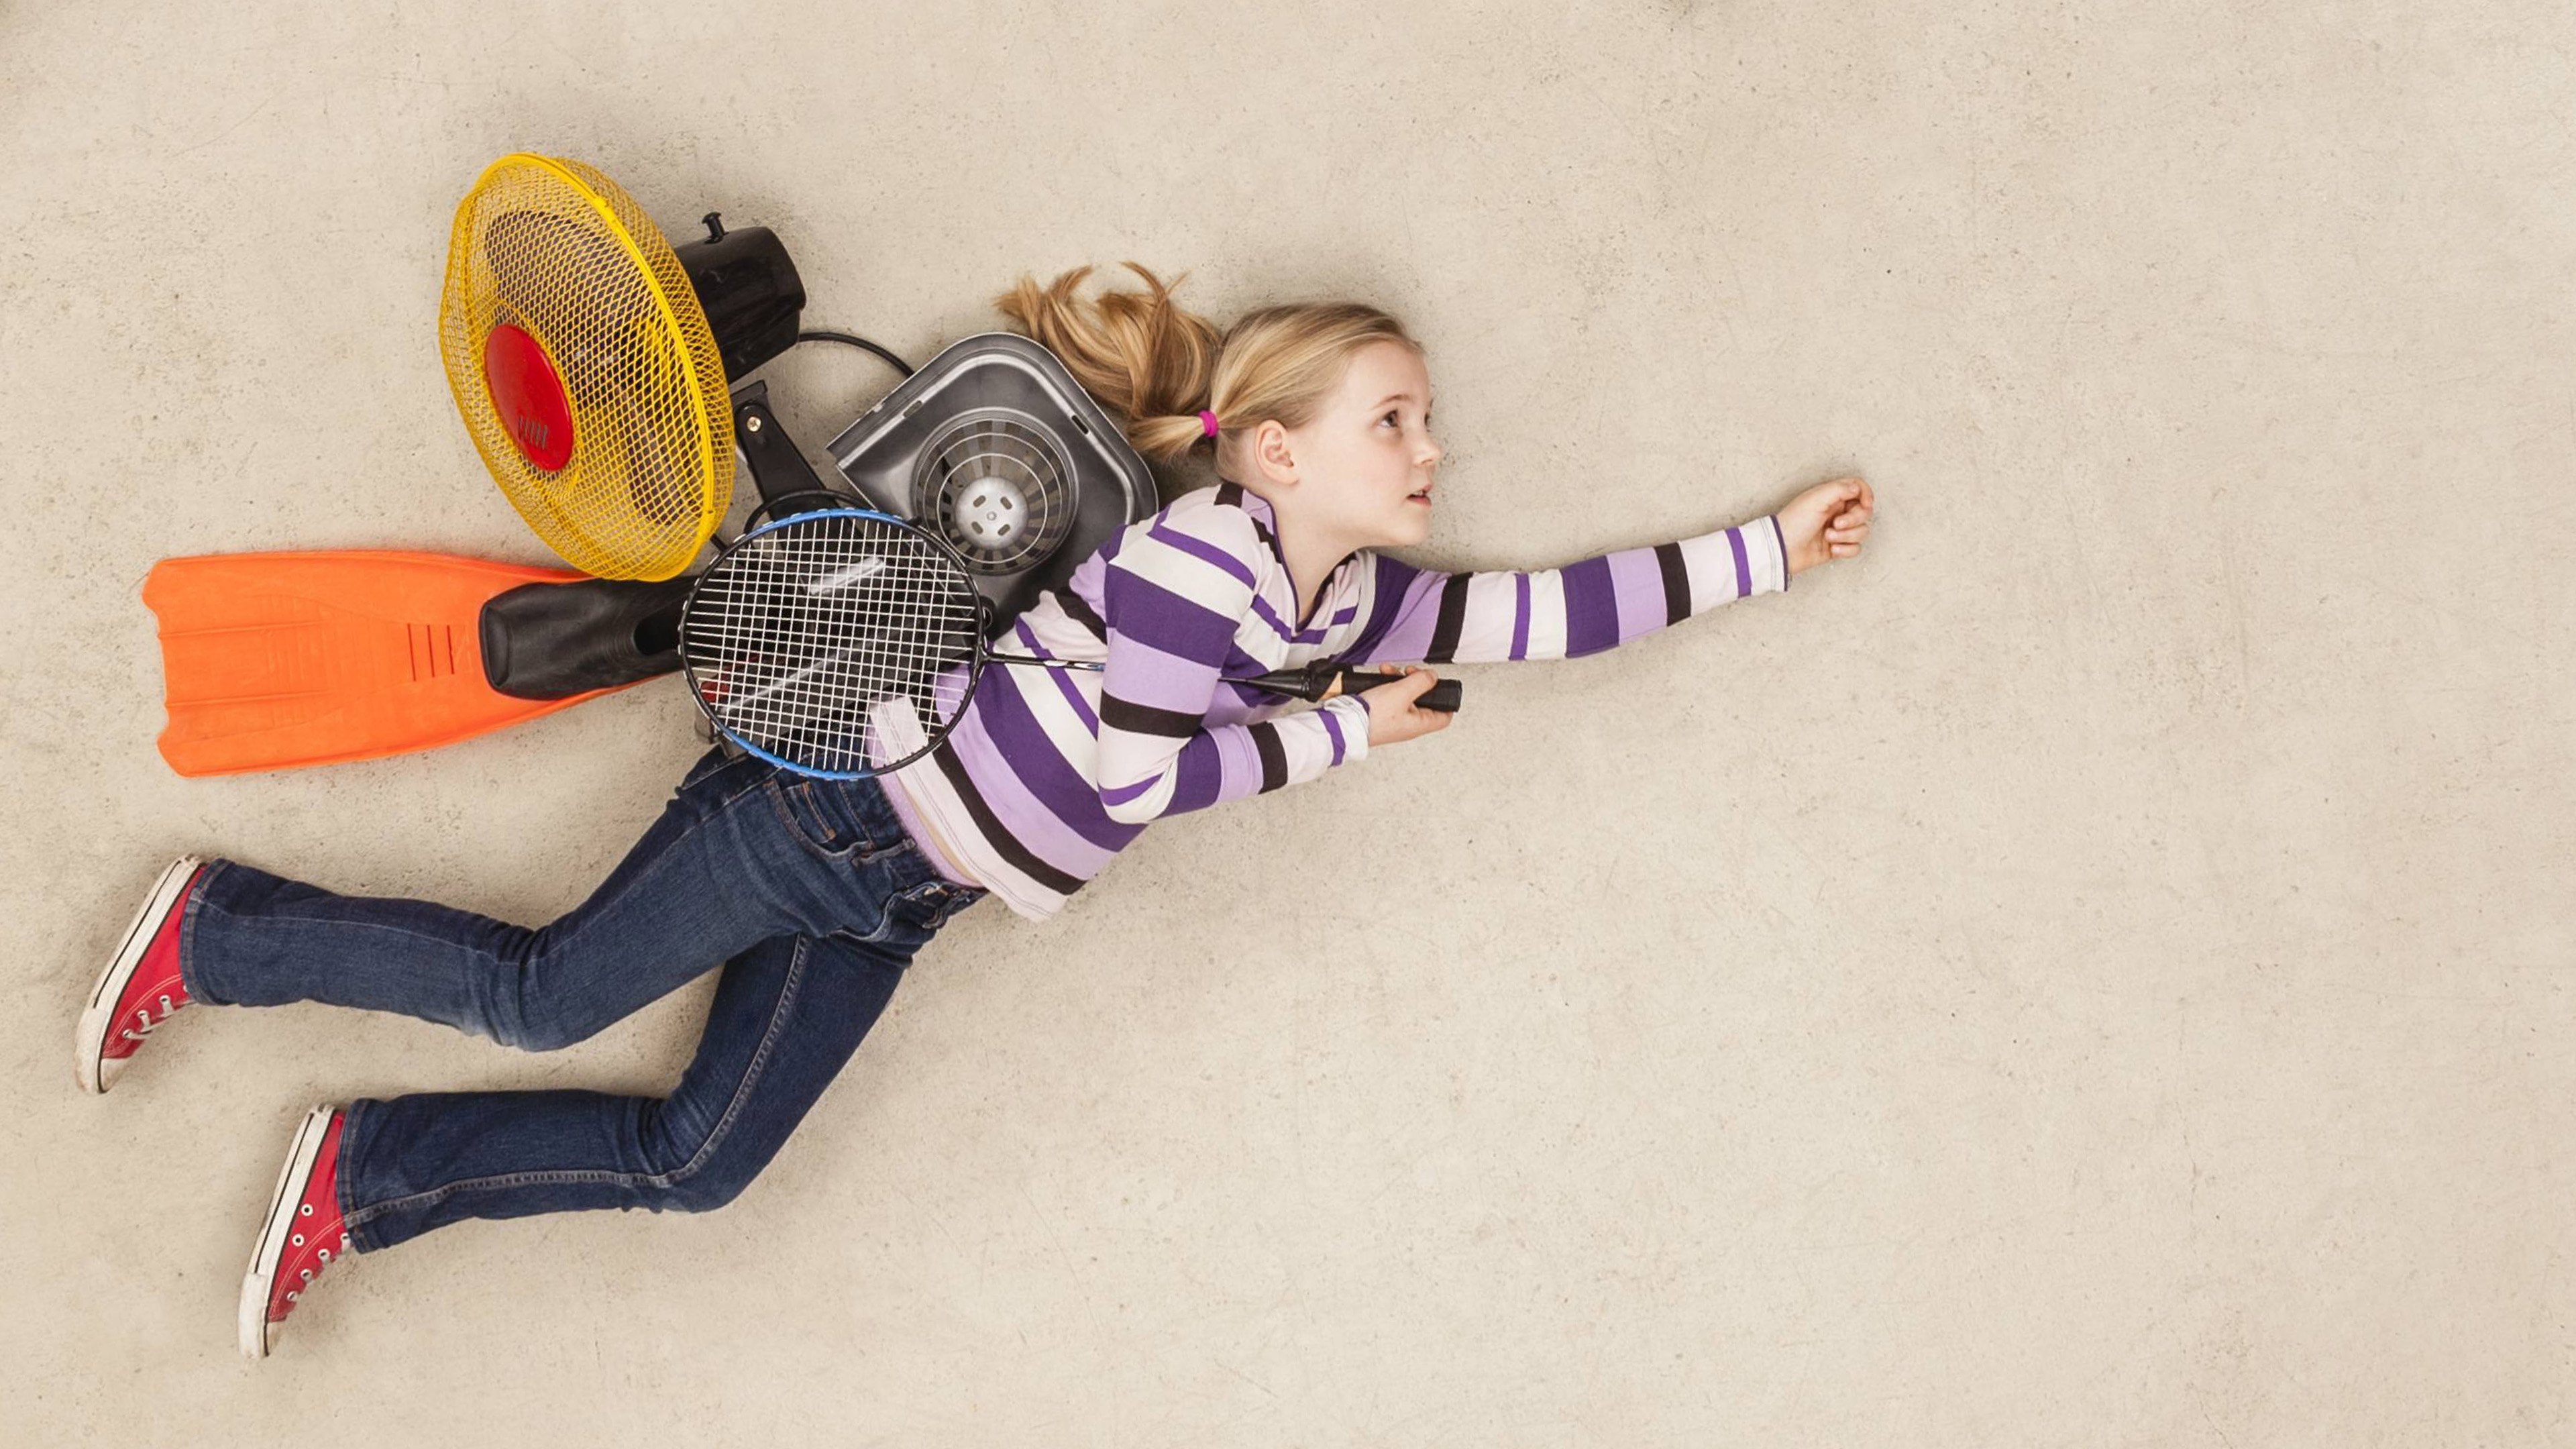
[706,329,916,550]
[796,329,914,378]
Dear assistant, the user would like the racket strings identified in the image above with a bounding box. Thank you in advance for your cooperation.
[681,515,985,775]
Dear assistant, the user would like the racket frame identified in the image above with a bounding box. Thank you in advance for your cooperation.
[678,506,996,781]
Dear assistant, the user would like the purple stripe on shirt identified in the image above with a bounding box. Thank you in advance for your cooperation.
[1296,603,1359,643]
[958,665,1142,853]
[1562,555,1619,657]
[1105,572,1241,655]
[1607,547,1668,646]
[943,702,1126,872]
[1509,574,1532,659]
[1017,620,1102,732]
[1216,724,1259,799]
[1007,617,1055,668]
[1163,733,1226,814]
[1204,688,1267,729]
[1349,557,1449,664]
[1727,527,1749,598]
[1320,705,1346,764]
[1097,631,1222,714]
[1342,556,1406,660]
[1249,592,1299,641]
[1148,521,1258,591]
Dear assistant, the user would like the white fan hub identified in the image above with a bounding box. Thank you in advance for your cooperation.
[949,476,1030,549]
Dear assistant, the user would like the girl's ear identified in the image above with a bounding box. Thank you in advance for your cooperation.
[1250,419,1299,488]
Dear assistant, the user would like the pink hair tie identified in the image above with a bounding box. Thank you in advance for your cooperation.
[1197,409,1220,439]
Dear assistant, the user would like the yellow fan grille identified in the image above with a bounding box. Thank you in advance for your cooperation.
[438,154,733,581]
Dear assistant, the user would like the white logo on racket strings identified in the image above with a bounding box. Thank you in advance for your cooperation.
[806,555,890,595]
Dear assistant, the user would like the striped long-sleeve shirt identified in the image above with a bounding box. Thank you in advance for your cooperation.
[874,481,1790,922]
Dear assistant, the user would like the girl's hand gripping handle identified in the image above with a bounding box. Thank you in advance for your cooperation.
[1352,666,1457,749]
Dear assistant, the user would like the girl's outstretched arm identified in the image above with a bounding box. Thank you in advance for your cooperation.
[1332,512,1791,667]
[1093,500,1371,825]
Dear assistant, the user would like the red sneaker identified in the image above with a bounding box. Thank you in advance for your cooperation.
[239,1104,354,1360]
[74,857,205,1095]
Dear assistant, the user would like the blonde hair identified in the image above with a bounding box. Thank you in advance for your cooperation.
[992,262,1419,488]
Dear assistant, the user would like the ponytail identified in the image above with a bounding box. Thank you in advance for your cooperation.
[993,261,1420,488]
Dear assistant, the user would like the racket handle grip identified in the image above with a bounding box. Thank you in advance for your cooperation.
[1243,664,1465,714]
[1322,664,1461,714]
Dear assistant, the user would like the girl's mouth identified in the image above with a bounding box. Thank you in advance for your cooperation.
[1407,490,1432,505]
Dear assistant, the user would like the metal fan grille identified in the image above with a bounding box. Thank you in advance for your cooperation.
[910,408,1076,576]
[438,154,732,582]
[678,513,986,777]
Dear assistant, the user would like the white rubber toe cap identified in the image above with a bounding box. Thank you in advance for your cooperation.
[74,856,204,1097]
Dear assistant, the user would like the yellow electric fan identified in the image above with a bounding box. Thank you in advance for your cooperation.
[439,154,733,581]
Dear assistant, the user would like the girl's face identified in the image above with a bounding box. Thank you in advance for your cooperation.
[1269,339,1444,550]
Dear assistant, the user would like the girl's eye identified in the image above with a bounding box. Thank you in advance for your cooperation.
[1381,411,1399,427]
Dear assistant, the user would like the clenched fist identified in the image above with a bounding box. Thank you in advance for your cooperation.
[1776,475,1875,576]
[1355,665,1454,749]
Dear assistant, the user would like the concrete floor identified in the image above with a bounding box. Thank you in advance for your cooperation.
[5,0,2569,1442]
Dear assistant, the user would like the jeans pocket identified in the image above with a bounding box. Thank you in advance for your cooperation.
[889,879,982,934]
[766,777,904,861]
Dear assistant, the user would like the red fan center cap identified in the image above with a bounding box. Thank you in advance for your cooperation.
[482,323,575,472]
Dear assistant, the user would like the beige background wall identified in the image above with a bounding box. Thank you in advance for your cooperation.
[5,0,2569,1442]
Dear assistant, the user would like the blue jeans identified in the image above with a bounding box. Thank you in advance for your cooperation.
[175,745,989,1254]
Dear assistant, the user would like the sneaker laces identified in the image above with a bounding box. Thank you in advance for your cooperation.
[117,994,179,1043]
[277,1149,349,1311]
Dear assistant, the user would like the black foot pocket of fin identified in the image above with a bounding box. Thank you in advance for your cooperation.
[480,577,695,700]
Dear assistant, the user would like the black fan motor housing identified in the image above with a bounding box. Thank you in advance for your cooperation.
[675,215,804,381]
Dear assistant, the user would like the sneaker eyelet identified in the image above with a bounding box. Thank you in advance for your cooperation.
[286,1291,297,1301]
[299,1204,312,1216]
[318,1249,331,1261]
[292,1234,304,1246]
[300,1269,312,1281]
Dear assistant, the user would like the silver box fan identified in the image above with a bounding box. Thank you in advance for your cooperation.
[825,333,1160,637]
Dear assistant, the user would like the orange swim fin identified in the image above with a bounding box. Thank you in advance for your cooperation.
[144,551,651,777]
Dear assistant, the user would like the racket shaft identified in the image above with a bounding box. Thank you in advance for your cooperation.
[1011,654,1461,713]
